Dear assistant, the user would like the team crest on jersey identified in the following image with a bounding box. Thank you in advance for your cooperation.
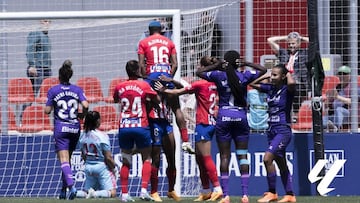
[150,64,171,73]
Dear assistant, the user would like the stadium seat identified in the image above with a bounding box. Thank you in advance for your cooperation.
[8,77,35,104]
[292,102,313,131]
[93,105,118,132]
[35,77,59,103]
[0,106,19,131]
[18,105,52,133]
[322,75,340,97]
[76,77,104,103]
[104,77,128,103]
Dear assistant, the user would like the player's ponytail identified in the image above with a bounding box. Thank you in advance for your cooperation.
[83,111,100,133]
[59,59,73,84]
[224,50,246,107]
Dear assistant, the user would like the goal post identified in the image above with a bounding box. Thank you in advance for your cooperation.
[0,9,183,196]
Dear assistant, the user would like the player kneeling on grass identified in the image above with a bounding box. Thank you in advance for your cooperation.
[76,111,118,199]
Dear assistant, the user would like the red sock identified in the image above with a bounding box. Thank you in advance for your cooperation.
[120,164,130,193]
[196,154,210,189]
[141,160,152,189]
[166,168,176,192]
[180,128,189,142]
[203,155,220,187]
[150,166,159,194]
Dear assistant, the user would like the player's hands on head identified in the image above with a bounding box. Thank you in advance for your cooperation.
[159,74,172,82]
[219,59,228,71]
[28,66,38,76]
[154,81,166,92]
[237,57,246,67]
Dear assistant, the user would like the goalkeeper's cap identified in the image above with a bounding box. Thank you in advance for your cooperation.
[149,20,161,28]
[337,65,351,74]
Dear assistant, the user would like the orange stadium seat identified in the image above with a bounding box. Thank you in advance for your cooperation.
[322,75,340,96]
[104,77,128,103]
[93,105,118,132]
[292,102,313,131]
[8,77,35,104]
[0,106,19,131]
[35,77,59,103]
[18,105,52,133]
[76,77,104,103]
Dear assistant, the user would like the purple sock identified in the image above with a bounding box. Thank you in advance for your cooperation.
[61,173,66,189]
[220,172,229,196]
[241,173,249,196]
[61,162,74,187]
[267,172,277,193]
[281,170,294,194]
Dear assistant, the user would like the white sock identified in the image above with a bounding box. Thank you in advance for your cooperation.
[214,186,222,193]
[141,188,148,194]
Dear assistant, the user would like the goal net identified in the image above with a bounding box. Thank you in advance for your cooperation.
[0,5,223,197]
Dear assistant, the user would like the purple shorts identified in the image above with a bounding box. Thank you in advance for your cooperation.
[215,108,250,142]
[53,122,81,152]
[266,124,292,157]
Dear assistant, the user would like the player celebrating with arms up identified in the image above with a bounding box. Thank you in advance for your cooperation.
[154,56,223,201]
[196,50,266,203]
[45,60,89,200]
[113,60,160,202]
[250,64,297,203]
[138,20,194,154]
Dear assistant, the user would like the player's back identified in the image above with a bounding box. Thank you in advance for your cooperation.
[138,33,176,74]
[204,70,258,108]
[47,84,86,124]
[79,130,109,164]
[190,80,217,125]
[114,80,155,128]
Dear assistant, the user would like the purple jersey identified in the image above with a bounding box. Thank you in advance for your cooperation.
[46,84,87,124]
[201,69,261,108]
[200,69,260,142]
[46,84,87,151]
[260,83,294,125]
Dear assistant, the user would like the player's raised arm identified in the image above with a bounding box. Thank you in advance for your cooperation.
[170,53,178,76]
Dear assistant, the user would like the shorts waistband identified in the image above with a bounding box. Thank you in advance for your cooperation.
[221,106,245,110]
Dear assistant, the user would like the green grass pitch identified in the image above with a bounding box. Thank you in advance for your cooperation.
[1,196,360,203]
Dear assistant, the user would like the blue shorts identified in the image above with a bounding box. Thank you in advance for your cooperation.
[194,124,215,143]
[145,72,175,89]
[215,108,250,143]
[266,124,292,157]
[118,127,152,150]
[84,163,117,191]
[149,119,173,146]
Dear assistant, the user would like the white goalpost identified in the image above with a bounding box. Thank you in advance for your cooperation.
[0,6,220,197]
